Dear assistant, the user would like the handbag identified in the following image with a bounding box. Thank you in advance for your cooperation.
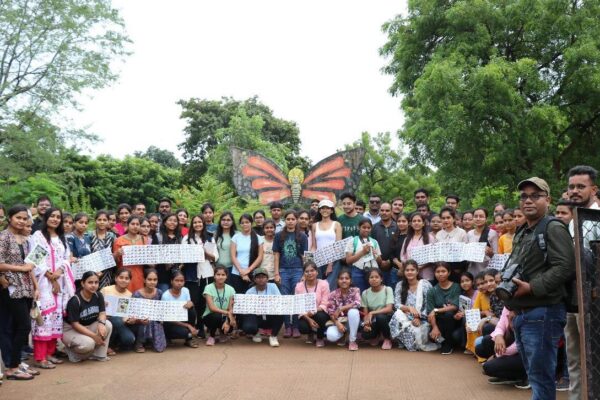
[30,302,44,326]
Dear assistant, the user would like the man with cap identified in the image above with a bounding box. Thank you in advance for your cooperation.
[242,267,284,347]
[504,177,574,399]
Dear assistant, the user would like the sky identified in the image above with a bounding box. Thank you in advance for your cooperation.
[70,0,408,164]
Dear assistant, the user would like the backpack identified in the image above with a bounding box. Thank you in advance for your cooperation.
[515,216,591,312]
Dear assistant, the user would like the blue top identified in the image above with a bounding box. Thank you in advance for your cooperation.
[272,231,308,269]
[231,232,264,275]
[66,233,92,259]
[246,282,281,295]
[161,287,191,302]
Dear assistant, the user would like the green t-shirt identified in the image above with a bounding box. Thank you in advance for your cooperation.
[338,214,362,239]
[426,283,460,314]
[217,234,232,267]
[203,283,236,317]
[361,286,394,311]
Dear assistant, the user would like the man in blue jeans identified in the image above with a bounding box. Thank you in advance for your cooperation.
[504,177,575,399]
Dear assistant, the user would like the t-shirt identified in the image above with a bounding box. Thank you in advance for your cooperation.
[260,239,275,279]
[498,234,514,254]
[246,282,281,295]
[231,232,264,274]
[66,291,105,326]
[161,287,191,302]
[272,231,308,269]
[361,286,393,311]
[100,285,132,298]
[203,283,236,317]
[217,233,232,268]
[345,236,381,270]
[426,283,461,314]
[338,214,362,239]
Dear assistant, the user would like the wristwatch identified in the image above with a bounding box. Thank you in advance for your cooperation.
[434,308,439,315]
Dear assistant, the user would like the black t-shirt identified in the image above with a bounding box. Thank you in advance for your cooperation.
[66,291,105,326]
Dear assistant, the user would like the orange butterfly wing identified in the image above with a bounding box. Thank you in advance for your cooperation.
[231,147,292,205]
[300,149,365,203]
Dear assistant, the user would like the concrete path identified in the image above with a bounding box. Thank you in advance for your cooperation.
[2,338,568,400]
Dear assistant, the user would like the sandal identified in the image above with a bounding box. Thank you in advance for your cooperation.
[107,348,117,356]
[135,345,146,353]
[34,361,56,369]
[46,356,64,364]
[185,339,199,348]
[6,371,34,380]
[19,365,40,376]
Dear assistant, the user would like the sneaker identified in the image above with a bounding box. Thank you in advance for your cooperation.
[205,336,216,346]
[488,377,520,385]
[316,339,325,348]
[381,339,392,350]
[88,355,110,362]
[348,341,358,351]
[63,346,82,363]
[269,336,280,347]
[252,333,263,343]
[556,377,570,392]
[292,328,301,338]
[283,327,292,338]
[305,333,315,344]
[441,344,453,355]
[514,380,531,390]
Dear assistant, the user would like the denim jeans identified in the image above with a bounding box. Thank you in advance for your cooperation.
[108,316,136,349]
[513,303,566,400]
[350,266,369,293]
[320,261,342,291]
[382,267,399,289]
[280,268,303,328]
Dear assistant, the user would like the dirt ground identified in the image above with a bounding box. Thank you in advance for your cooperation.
[2,338,568,400]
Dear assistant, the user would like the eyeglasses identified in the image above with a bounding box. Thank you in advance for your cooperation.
[519,193,547,202]
[369,200,381,204]
[568,184,589,191]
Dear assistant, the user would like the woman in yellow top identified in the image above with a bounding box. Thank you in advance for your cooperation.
[463,272,491,358]
[497,209,517,254]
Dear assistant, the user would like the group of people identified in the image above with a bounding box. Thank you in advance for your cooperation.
[0,164,597,400]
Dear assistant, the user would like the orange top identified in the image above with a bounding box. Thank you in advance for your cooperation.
[113,235,149,293]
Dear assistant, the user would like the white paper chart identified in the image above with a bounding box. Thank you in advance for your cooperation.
[465,308,482,332]
[313,238,353,266]
[409,242,486,264]
[488,254,511,270]
[72,248,116,279]
[122,244,205,266]
[25,244,48,267]
[459,295,472,312]
[104,295,188,321]
[233,293,317,315]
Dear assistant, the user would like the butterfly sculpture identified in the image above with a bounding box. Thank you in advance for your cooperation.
[231,147,365,205]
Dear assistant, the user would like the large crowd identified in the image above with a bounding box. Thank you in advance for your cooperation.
[0,164,598,400]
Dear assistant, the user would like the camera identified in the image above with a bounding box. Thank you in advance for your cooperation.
[495,263,524,301]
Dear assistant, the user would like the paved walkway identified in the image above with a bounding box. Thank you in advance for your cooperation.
[3,338,568,400]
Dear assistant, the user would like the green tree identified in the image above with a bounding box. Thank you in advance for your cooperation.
[134,146,181,169]
[59,153,181,210]
[345,132,441,211]
[0,173,67,208]
[0,0,130,120]
[177,96,307,184]
[381,0,600,199]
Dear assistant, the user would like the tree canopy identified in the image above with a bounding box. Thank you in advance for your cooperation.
[381,0,600,198]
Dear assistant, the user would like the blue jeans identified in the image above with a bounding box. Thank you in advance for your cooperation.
[513,304,566,400]
[320,261,342,291]
[350,267,369,293]
[382,267,399,289]
[157,283,170,294]
[108,316,136,349]
[280,268,303,328]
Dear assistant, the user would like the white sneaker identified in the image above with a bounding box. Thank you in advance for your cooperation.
[269,336,280,347]
[252,333,262,343]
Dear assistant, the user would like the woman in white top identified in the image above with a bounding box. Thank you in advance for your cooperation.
[311,199,342,290]
[435,206,468,282]
[466,207,498,276]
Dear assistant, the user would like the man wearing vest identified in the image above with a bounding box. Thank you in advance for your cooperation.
[565,165,600,400]
[506,177,574,400]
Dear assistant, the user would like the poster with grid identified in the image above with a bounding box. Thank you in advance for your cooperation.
[122,244,205,266]
[72,248,116,279]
